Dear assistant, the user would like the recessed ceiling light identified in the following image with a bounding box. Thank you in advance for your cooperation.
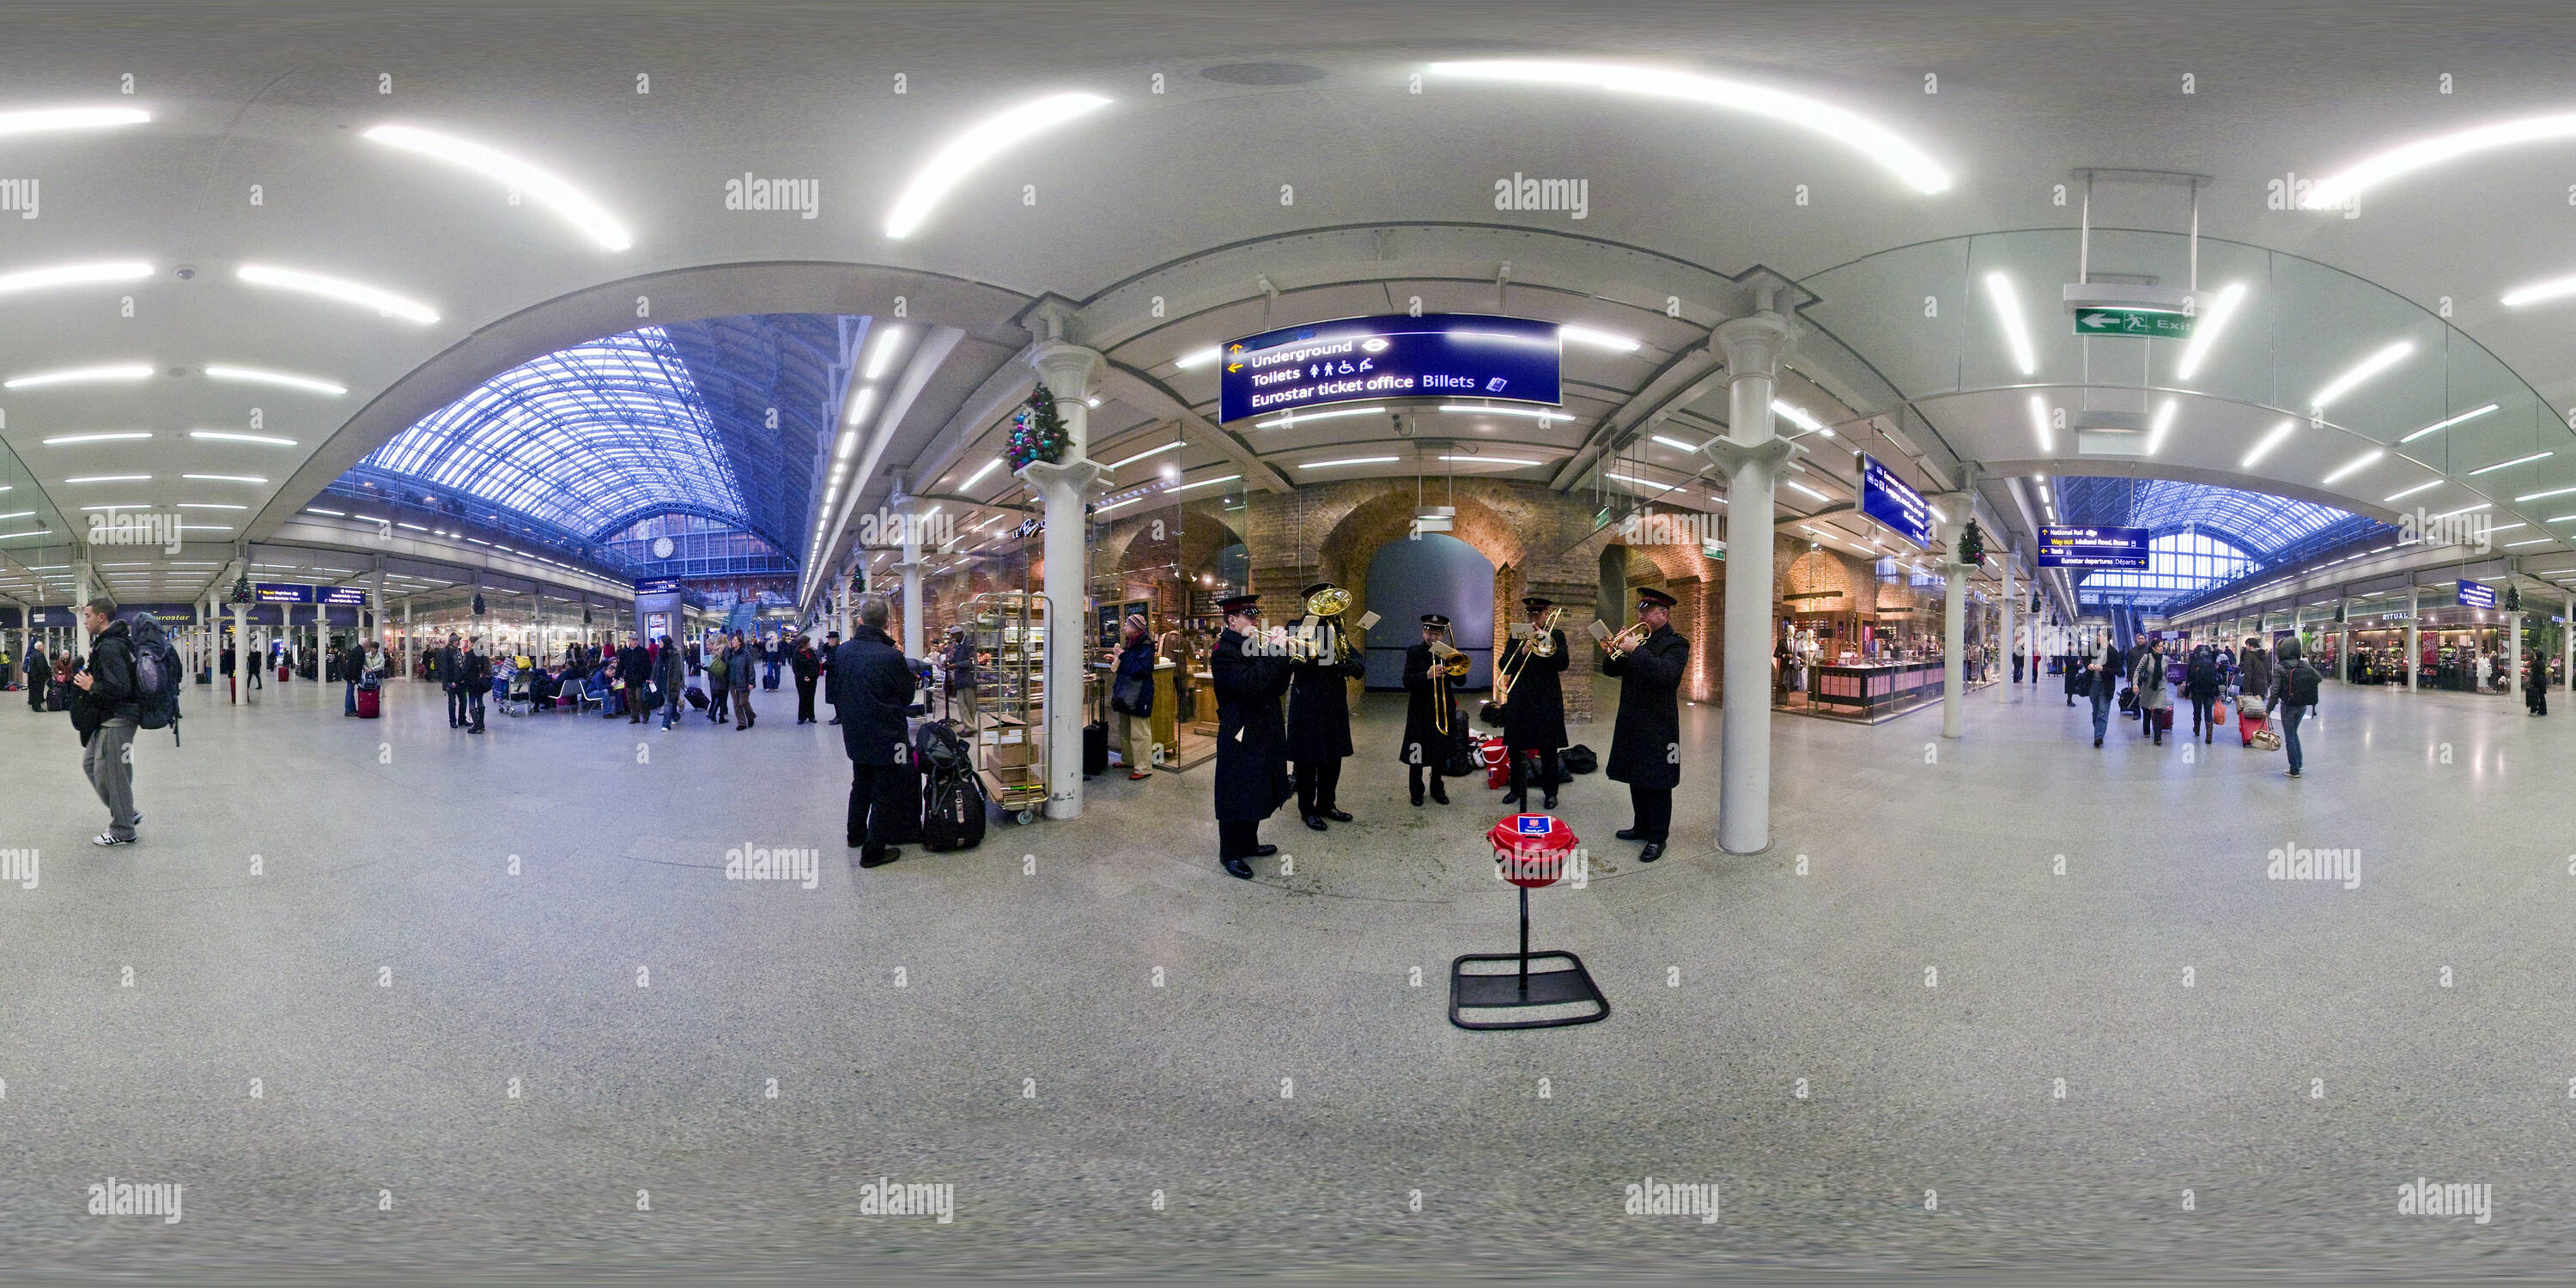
[863,325,906,380]
[5,362,153,389]
[1771,399,1827,434]
[362,124,634,251]
[843,386,878,427]
[0,106,151,137]
[1558,325,1641,352]
[2320,448,2383,485]
[2242,419,2298,470]
[884,92,1114,239]
[189,430,297,447]
[1297,456,1397,470]
[2397,403,2502,443]
[2467,451,2553,476]
[1436,454,1541,466]
[1105,440,1183,470]
[1254,405,1387,429]
[2145,398,2179,456]
[183,474,266,483]
[65,475,149,483]
[2384,479,2443,502]
[2308,340,2414,410]
[1175,346,1221,370]
[1435,404,1566,422]
[2026,394,2051,453]
[202,365,346,396]
[2306,112,2576,213]
[2172,282,2249,380]
[1425,60,1951,193]
[1984,272,2036,376]
[238,264,439,325]
[1163,473,1242,495]
[42,431,152,446]
[1784,480,1831,501]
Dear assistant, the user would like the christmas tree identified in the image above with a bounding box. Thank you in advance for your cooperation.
[1008,385,1072,471]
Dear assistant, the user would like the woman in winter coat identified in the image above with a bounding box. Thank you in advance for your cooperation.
[2527,650,2549,716]
[2131,639,2172,745]
[2184,644,2225,743]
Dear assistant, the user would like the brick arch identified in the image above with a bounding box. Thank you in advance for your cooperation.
[1309,489,1526,653]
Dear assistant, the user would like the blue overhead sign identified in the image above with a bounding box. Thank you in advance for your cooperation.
[1218,313,1562,423]
[2457,580,2497,610]
[635,579,683,595]
[319,586,368,605]
[1856,453,1934,550]
[252,582,313,605]
[2037,524,2151,570]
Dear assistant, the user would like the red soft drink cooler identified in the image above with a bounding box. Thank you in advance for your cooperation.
[1488,813,1580,888]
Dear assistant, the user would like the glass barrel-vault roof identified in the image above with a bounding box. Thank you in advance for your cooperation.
[361,327,750,543]
[2054,477,2362,557]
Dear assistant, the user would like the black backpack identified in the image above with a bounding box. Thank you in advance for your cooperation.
[2289,661,2322,707]
[127,614,183,744]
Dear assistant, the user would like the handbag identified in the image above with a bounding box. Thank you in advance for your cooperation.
[1479,701,1507,726]
[2117,685,2137,713]
[1110,672,1149,716]
[2251,726,2282,751]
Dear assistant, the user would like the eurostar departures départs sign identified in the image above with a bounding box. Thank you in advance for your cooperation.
[2037,524,2151,569]
[1856,452,1934,550]
[1218,313,1562,424]
[2458,580,2497,611]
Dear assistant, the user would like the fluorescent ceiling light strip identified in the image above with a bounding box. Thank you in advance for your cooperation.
[65,474,149,483]
[2320,448,2383,485]
[2146,398,2178,456]
[2466,451,2552,476]
[2397,403,2502,443]
[2242,419,2298,470]
[2514,483,2576,502]
[1558,325,1640,352]
[1163,474,1240,495]
[0,260,154,298]
[863,326,906,380]
[1095,495,1146,514]
[362,124,633,250]
[189,430,297,447]
[1984,272,2036,376]
[1254,405,1387,429]
[178,502,245,510]
[1435,404,1566,422]
[1437,454,1542,466]
[237,264,439,324]
[2432,503,2491,519]
[202,364,345,396]
[1425,60,1952,193]
[2307,112,2576,211]
[2172,282,2249,380]
[2506,538,2554,548]
[1104,440,1182,470]
[6,362,152,389]
[1175,346,1220,370]
[0,106,150,136]
[842,386,878,427]
[2384,479,2443,502]
[43,431,152,445]
[884,92,1114,238]
[1297,456,1399,469]
[960,458,1005,491]
[2307,340,2414,409]
[1784,480,1831,501]
[1771,399,1826,434]
[183,474,264,483]
[2027,394,2052,453]
[1649,434,1702,451]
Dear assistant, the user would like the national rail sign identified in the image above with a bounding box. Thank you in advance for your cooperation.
[2457,580,2498,611]
[2074,307,2195,339]
[2037,524,2151,569]
[252,582,313,604]
[319,586,369,605]
[1217,313,1562,424]
[1856,452,1934,550]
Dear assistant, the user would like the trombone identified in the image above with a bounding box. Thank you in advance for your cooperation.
[1495,607,1563,702]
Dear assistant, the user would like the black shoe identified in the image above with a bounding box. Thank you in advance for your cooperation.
[1501,792,1525,806]
[859,848,900,868]
[1252,843,1279,858]
[1616,828,1641,841]
[1304,814,1327,831]
[1324,808,1352,822]
[2093,737,2103,747]
[1410,789,1425,807]
[1638,842,1665,863]
[1221,857,1255,879]
[1542,792,1558,811]
[1429,783,1449,805]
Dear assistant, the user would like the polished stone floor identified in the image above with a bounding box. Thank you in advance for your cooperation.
[1,670,2569,1281]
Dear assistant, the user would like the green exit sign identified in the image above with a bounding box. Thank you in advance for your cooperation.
[2074,307,2195,339]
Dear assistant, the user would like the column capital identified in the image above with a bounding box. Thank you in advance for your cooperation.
[1019,456,1109,499]
[1714,312,1794,380]
[1700,434,1801,476]
[1026,341,1105,403]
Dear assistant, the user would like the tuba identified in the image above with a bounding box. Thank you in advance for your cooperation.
[1304,585,1352,619]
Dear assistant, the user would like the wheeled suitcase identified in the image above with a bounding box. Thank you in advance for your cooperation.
[1083,720,1109,776]
[686,685,708,709]
[356,683,380,719]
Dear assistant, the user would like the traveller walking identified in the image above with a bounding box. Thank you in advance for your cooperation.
[617,632,649,723]
[441,633,468,727]
[2266,636,2320,778]
[26,643,48,711]
[2184,643,2223,743]
[791,635,822,724]
[461,638,490,733]
[2087,636,2121,746]
[2235,635,2275,749]
[70,598,143,847]
[728,633,756,729]
[706,642,731,723]
[2132,638,2171,746]
[657,633,687,730]
[2527,649,2550,716]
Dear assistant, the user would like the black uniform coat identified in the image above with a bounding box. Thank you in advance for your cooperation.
[827,626,917,764]
[1400,642,1461,767]
[1285,622,1365,762]
[1211,627,1293,821]
[1498,629,1571,751]
[1601,625,1687,789]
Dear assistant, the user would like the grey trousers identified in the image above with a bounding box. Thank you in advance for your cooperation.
[84,717,139,841]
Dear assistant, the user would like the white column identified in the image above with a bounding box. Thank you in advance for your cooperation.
[836,587,853,640]
[1021,340,1108,822]
[894,495,927,660]
[403,598,414,678]
[230,604,248,706]
[2405,587,2419,692]
[1941,525,1968,739]
[2509,601,2523,698]
[72,554,94,653]
[2335,595,2348,682]
[2000,557,2015,696]
[2564,592,2573,694]
[1707,310,1795,855]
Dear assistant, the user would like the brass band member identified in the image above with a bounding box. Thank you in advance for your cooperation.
[1603,586,1687,863]
[1211,593,1292,879]
[1498,595,1571,811]
[1400,613,1463,807]
[1286,581,1365,831]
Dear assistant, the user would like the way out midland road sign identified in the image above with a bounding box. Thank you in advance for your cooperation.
[2073,307,2194,339]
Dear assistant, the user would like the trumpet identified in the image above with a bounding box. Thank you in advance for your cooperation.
[1601,621,1649,659]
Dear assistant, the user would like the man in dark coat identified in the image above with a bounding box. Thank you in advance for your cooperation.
[829,594,920,869]
[1400,613,1463,807]
[1285,582,1365,831]
[1602,587,1687,863]
[617,632,651,723]
[1210,593,1292,879]
[1498,595,1571,811]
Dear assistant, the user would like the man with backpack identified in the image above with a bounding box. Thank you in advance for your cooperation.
[2184,644,2224,744]
[70,598,166,847]
[2266,636,2322,779]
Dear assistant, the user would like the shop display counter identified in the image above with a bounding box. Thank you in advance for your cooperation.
[1809,660,1945,719]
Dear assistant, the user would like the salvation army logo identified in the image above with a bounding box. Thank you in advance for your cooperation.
[1515,815,1551,836]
